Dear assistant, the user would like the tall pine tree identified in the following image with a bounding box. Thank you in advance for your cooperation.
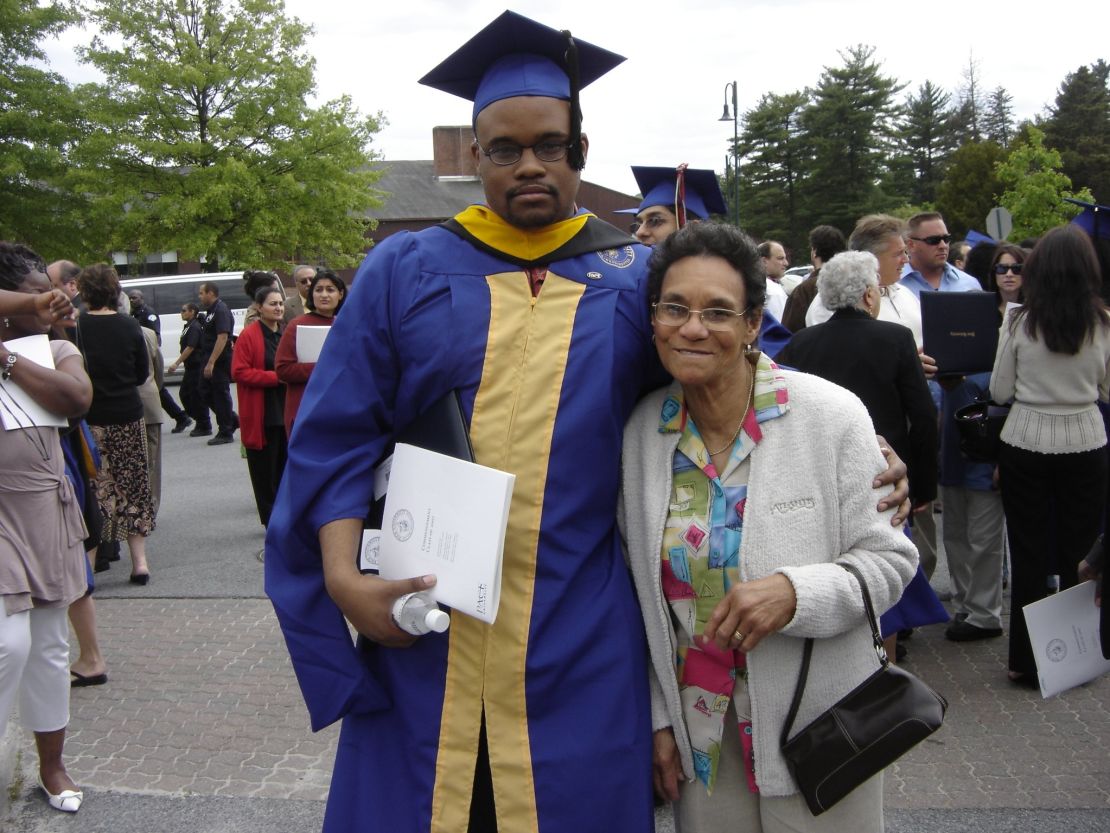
[897,80,958,205]
[1042,61,1110,203]
[798,45,904,235]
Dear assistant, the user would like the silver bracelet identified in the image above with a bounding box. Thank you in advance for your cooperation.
[1,352,17,381]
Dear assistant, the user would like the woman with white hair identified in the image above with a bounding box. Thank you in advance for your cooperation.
[777,250,945,657]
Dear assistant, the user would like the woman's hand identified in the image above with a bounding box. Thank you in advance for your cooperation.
[37,289,75,328]
[874,436,911,526]
[652,728,684,803]
[704,573,797,652]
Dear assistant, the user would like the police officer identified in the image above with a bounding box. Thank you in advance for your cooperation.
[168,302,207,435]
[196,281,237,445]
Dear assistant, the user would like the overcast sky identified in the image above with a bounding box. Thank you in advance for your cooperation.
[44,0,1105,196]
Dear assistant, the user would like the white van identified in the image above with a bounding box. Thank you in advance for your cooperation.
[119,272,251,382]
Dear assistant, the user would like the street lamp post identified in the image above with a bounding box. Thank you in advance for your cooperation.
[719,80,740,227]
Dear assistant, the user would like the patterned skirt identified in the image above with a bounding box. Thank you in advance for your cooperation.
[89,419,155,540]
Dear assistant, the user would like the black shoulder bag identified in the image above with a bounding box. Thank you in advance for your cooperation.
[780,563,948,816]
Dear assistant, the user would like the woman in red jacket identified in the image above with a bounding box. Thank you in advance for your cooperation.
[274,269,347,437]
[231,287,286,527]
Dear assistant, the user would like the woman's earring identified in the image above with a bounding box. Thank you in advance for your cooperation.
[2,318,9,329]
[745,342,761,362]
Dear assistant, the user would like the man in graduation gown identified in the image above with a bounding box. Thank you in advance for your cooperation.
[265,12,662,833]
[615,164,793,358]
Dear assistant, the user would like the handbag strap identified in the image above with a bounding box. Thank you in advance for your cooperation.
[780,563,888,747]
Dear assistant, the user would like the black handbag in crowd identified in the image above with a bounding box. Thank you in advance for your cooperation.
[780,563,948,816]
[953,398,1011,462]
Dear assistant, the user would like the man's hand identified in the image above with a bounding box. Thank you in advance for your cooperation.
[874,436,911,526]
[203,363,214,379]
[1079,560,1102,607]
[652,728,684,803]
[320,517,438,647]
[918,349,937,379]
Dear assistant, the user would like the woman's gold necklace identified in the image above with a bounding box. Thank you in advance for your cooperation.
[705,370,756,456]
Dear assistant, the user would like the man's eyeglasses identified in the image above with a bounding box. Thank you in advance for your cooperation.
[909,234,953,246]
[993,262,1023,275]
[652,302,751,331]
[630,215,670,234]
[476,139,572,166]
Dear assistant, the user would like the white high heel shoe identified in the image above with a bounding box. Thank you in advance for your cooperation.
[40,778,83,813]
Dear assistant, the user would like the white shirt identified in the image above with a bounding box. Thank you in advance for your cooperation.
[804,284,923,348]
[764,279,788,322]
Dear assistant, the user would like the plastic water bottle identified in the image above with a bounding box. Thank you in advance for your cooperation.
[392,591,450,635]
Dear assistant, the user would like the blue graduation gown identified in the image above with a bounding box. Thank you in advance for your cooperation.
[265,207,660,832]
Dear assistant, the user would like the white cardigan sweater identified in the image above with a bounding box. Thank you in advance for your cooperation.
[619,370,919,796]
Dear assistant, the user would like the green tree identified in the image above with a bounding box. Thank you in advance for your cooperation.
[996,126,1093,239]
[1042,61,1110,203]
[0,0,85,257]
[735,90,810,250]
[897,80,958,205]
[982,86,1015,147]
[934,140,1005,238]
[73,0,385,269]
[797,45,905,235]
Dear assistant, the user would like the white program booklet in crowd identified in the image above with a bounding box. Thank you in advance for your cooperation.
[1024,580,1110,697]
[378,443,514,624]
[295,325,330,362]
[0,334,68,430]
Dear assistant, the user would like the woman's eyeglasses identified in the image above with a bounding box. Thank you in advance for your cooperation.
[652,302,750,331]
[993,263,1023,275]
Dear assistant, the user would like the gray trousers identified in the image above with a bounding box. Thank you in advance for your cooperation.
[941,485,1005,629]
[911,503,938,579]
[672,702,884,833]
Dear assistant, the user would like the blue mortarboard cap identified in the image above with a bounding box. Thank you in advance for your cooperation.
[1066,198,1110,240]
[629,166,727,220]
[418,10,625,121]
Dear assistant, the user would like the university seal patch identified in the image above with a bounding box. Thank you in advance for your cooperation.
[598,246,635,268]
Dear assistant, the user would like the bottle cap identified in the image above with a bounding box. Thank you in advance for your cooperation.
[425,609,451,633]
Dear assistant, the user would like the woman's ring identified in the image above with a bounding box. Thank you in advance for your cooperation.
[733,629,745,643]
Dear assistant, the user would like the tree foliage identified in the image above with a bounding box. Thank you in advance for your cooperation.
[935,140,1006,238]
[996,126,1093,240]
[1042,60,1110,203]
[0,0,85,257]
[797,45,904,238]
[897,81,958,205]
[735,90,809,245]
[72,0,385,269]
[983,86,1015,148]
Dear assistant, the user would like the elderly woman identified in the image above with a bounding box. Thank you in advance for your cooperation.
[776,251,946,659]
[776,251,937,510]
[274,269,347,436]
[0,242,93,812]
[806,215,923,347]
[620,223,918,831]
[75,264,154,585]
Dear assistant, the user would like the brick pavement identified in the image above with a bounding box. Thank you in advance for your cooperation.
[6,593,1110,828]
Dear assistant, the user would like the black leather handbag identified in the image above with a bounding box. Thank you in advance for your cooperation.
[780,564,948,816]
[954,398,1011,462]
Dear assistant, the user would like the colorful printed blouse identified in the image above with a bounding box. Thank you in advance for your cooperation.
[658,354,789,794]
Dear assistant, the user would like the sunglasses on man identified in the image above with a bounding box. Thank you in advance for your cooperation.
[909,234,953,246]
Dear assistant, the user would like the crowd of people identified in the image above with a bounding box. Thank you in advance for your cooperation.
[2,10,1107,829]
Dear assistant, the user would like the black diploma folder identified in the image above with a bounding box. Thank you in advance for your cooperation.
[363,390,475,534]
[920,291,1000,377]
